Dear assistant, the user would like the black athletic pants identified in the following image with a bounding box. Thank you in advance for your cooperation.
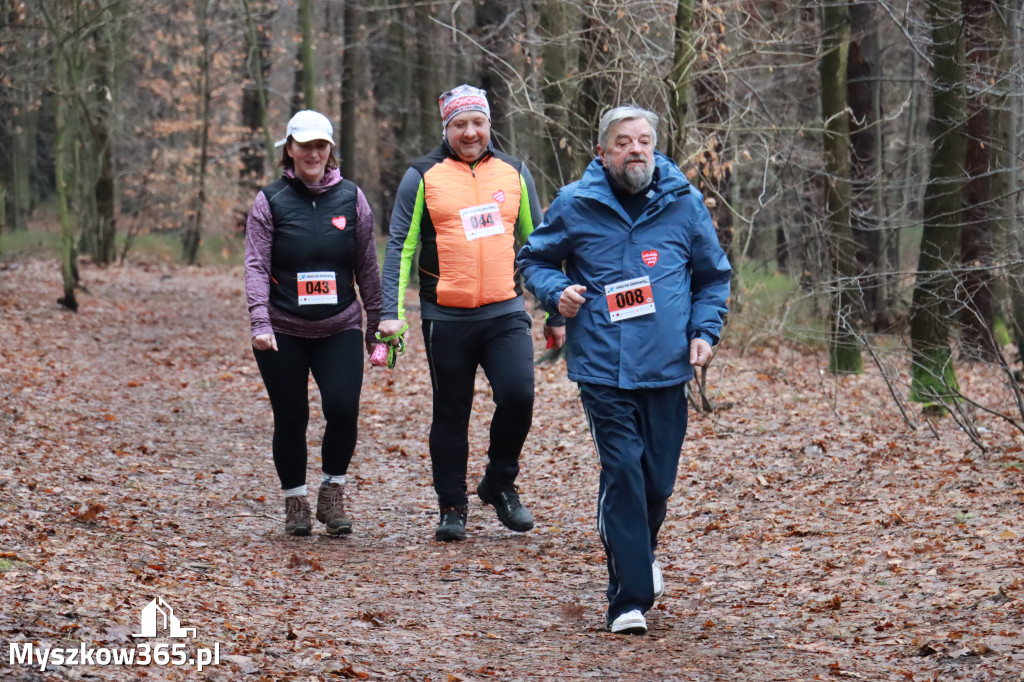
[253,329,364,490]
[421,312,535,508]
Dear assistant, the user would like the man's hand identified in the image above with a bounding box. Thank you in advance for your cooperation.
[558,285,587,318]
[689,338,713,367]
[544,323,566,350]
[377,319,406,346]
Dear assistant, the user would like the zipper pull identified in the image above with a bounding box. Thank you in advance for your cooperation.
[312,200,317,209]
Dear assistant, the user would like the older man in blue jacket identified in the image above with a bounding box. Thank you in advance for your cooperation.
[517,105,731,635]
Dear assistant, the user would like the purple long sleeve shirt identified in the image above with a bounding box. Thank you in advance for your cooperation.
[244,167,382,345]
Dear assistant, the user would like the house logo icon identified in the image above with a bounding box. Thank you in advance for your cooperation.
[133,597,197,639]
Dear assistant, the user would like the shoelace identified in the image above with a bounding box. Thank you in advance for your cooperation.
[499,487,523,510]
[323,485,345,509]
[286,496,309,518]
[374,323,409,369]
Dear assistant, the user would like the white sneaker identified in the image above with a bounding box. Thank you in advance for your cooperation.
[610,609,647,635]
[652,560,664,600]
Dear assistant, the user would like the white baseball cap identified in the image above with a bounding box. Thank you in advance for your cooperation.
[275,110,335,147]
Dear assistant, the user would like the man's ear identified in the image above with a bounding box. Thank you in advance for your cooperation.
[596,145,604,164]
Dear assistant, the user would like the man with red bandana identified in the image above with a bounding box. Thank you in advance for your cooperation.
[378,85,561,541]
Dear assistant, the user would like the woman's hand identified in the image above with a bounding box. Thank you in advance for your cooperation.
[252,333,278,351]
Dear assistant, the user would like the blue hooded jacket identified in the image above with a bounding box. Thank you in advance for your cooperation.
[517,151,731,389]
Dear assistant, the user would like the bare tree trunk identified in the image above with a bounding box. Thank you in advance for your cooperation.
[182,0,213,265]
[959,0,998,361]
[389,5,414,154]
[417,4,443,152]
[374,4,414,226]
[474,0,512,150]
[820,0,862,374]
[298,0,316,110]
[240,0,274,192]
[693,4,734,262]
[341,1,361,180]
[50,8,79,311]
[2,11,42,232]
[992,0,1024,364]
[571,12,613,177]
[0,179,5,254]
[90,0,121,265]
[910,0,966,408]
[536,2,577,204]
[847,1,885,329]
[8,103,38,232]
[668,0,694,163]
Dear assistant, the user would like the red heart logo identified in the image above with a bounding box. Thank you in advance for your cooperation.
[331,216,347,230]
[492,190,506,204]
[642,250,659,267]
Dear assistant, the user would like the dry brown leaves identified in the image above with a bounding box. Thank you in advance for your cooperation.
[0,259,1022,680]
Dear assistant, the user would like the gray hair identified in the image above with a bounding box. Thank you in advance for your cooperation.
[597,106,659,150]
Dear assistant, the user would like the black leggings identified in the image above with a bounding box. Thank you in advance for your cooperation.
[253,329,364,490]
[422,312,535,507]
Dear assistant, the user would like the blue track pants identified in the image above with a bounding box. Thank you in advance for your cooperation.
[578,382,688,625]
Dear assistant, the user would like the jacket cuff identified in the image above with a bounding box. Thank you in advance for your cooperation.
[690,331,717,346]
[544,312,566,327]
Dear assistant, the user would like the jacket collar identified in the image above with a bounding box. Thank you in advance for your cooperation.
[576,151,689,223]
[283,166,342,194]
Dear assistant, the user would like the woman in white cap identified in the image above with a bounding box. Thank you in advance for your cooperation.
[244,110,383,536]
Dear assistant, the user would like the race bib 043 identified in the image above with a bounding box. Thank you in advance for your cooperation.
[297,271,338,305]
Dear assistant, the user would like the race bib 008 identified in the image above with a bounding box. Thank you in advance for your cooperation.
[605,276,655,322]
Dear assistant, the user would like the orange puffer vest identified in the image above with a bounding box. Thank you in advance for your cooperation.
[417,150,524,308]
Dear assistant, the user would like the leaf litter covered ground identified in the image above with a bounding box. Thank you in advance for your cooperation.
[0,259,1022,681]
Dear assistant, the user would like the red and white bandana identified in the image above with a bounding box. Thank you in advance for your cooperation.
[439,84,490,129]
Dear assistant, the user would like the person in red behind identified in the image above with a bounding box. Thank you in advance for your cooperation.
[244,110,382,537]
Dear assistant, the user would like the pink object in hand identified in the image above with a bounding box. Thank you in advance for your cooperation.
[370,344,389,367]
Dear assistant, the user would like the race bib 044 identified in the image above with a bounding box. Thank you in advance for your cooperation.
[459,203,505,241]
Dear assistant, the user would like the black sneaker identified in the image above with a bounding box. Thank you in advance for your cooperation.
[435,505,467,542]
[476,475,534,532]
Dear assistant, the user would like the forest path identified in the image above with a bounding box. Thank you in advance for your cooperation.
[1,259,1021,681]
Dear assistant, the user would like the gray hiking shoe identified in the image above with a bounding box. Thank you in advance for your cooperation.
[316,482,353,535]
[284,495,311,536]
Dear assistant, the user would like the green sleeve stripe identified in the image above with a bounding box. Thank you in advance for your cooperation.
[396,181,425,320]
[517,173,534,243]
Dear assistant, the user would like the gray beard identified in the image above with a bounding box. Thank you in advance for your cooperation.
[608,161,654,194]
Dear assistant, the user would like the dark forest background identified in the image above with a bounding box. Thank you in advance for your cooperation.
[3,0,1024,432]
